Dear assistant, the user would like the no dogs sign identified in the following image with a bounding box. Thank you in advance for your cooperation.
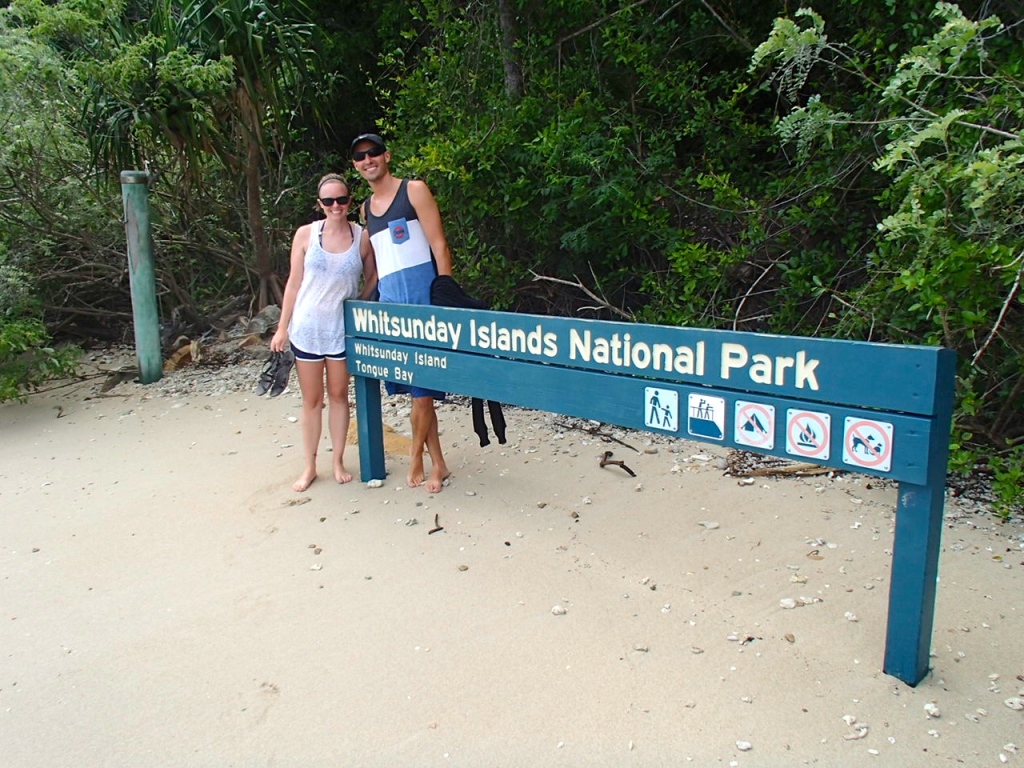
[842,417,894,472]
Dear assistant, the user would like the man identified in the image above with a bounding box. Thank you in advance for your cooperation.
[352,133,453,493]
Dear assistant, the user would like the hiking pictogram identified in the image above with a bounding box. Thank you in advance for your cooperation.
[644,387,678,432]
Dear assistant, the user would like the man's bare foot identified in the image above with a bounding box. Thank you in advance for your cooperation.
[424,467,451,494]
[292,468,317,492]
[334,464,353,484]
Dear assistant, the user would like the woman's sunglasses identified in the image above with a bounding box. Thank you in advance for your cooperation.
[352,146,385,162]
[319,195,350,207]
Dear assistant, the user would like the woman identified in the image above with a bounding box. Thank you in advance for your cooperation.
[271,173,374,492]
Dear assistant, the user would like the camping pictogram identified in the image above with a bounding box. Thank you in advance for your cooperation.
[688,393,725,440]
[734,401,775,450]
[785,409,831,460]
[842,417,894,472]
[644,387,679,432]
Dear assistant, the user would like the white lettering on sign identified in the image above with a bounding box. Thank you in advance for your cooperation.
[569,330,705,376]
[413,351,448,368]
[350,307,830,393]
[720,343,820,390]
[351,307,462,349]
[354,360,389,378]
[471,320,558,356]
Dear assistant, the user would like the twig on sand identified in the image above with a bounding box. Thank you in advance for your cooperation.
[554,420,640,453]
[600,450,637,477]
[428,514,444,535]
[730,462,832,478]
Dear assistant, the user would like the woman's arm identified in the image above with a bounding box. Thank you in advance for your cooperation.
[270,224,310,351]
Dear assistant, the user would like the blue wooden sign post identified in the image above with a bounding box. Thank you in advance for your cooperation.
[345,301,956,686]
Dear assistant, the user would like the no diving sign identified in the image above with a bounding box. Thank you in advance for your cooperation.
[842,417,894,472]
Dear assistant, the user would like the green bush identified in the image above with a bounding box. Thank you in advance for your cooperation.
[0,259,78,402]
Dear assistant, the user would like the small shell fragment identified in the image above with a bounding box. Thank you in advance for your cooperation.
[551,604,567,616]
[736,740,752,751]
[1004,697,1024,711]
[924,702,941,718]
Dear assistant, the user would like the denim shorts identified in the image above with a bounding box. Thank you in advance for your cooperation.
[385,381,446,400]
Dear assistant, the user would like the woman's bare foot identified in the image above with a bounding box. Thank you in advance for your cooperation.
[334,463,353,484]
[292,468,317,492]
[407,459,426,488]
[424,467,451,494]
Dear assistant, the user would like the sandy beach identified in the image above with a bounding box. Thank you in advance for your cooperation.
[1,351,1022,767]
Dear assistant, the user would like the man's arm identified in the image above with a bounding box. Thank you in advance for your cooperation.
[408,179,453,277]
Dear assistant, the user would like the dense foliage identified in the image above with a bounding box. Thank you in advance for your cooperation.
[0,256,78,401]
[1,0,1021,510]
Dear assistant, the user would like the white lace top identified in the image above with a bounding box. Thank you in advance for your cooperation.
[288,220,363,355]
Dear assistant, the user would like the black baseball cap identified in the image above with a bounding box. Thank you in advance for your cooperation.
[350,133,386,154]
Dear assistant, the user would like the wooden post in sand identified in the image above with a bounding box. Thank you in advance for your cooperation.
[882,348,956,684]
[345,300,956,687]
[120,170,162,384]
[353,373,386,481]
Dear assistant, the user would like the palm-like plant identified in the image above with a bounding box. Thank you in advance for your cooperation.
[163,0,317,307]
[75,0,317,308]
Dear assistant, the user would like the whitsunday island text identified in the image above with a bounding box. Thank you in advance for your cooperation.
[350,306,820,390]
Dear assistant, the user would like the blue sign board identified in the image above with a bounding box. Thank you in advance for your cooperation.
[345,300,956,687]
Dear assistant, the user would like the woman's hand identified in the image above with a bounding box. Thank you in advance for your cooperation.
[270,328,288,353]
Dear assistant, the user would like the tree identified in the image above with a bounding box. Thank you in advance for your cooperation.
[15,0,320,309]
[164,0,319,308]
[751,3,1024,510]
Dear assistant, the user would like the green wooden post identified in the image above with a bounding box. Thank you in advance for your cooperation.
[353,375,387,482]
[120,170,162,384]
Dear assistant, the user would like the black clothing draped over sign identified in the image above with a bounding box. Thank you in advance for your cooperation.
[430,276,507,447]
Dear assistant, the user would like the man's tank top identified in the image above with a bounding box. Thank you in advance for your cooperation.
[364,178,436,305]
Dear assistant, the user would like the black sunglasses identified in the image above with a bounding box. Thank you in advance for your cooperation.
[352,146,385,162]
[319,195,350,207]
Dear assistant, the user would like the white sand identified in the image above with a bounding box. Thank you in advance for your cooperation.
[1,367,1021,767]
